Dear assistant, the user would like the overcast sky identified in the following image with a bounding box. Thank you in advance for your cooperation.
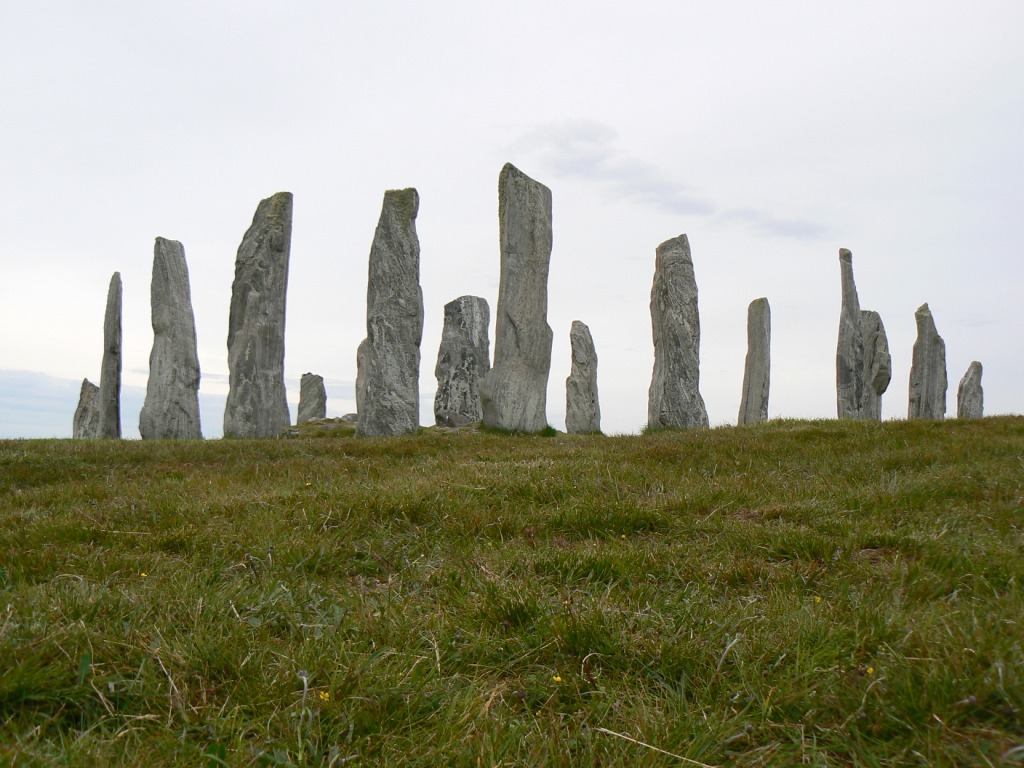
[2,1,1022,438]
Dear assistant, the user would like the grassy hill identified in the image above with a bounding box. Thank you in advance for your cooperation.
[1,417,1022,766]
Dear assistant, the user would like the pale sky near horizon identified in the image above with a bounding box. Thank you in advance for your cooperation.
[2,1,1022,438]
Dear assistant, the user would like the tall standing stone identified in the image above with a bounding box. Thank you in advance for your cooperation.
[836,248,864,419]
[224,192,292,438]
[737,298,770,426]
[357,188,423,437]
[98,272,122,439]
[479,163,554,432]
[565,320,601,434]
[434,296,490,427]
[298,372,327,424]
[647,234,709,430]
[957,361,983,419]
[139,238,202,439]
[73,379,100,439]
[860,310,892,421]
[908,303,947,420]
[355,338,369,419]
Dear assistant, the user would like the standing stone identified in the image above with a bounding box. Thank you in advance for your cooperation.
[479,163,554,432]
[565,320,601,434]
[357,188,423,437]
[297,373,327,424]
[73,379,100,439]
[647,234,709,430]
[355,338,369,419]
[957,361,984,419]
[98,272,122,439]
[434,296,491,427]
[737,298,770,426]
[836,248,864,419]
[223,192,292,438]
[908,303,947,420]
[860,310,892,421]
[139,238,202,439]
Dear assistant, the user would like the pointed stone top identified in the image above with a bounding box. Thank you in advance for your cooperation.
[383,187,419,218]
[917,302,930,314]
[500,162,550,192]
[839,248,852,261]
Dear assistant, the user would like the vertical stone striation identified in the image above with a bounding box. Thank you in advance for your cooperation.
[139,238,202,439]
[957,361,983,419]
[298,373,327,424]
[357,188,423,437]
[479,163,554,432]
[224,192,292,438]
[647,234,709,430]
[565,320,601,434]
[434,296,490,427]
[860,310,892,421]
[908,303,947,420]
[836,248,864,419]
[73,379,100,438]
[98,272,122,439]
[737,298,770,426]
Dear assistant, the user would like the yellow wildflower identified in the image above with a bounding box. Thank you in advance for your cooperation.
[319,691,330,702]
[552,675,562,683]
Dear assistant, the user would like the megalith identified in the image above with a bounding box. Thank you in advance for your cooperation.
[73,379,100,439]
[836,248,864,419]
[139,238,202,439]
[860,310,892,421]
[565,320,601,434]
[957,361,983,419]
[737,297,770,426]
[434,295,490,427]
[355,338,369,419]
[357,188,423,437]
[98,272,122,439]
[223,192,292,438]
[647,234,709,430]
[298,373,327,424]
[479,163,554,432]
[908,303,947,420]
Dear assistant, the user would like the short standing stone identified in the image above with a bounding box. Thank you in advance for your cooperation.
[298,373,327,424]
[737,298,770,426]
[355,338,369,419]
[98,272,122,439]
[357,188,423,437]
[479,163,554,432]
[434,296,490,427]
[565,320,601,434]
[957,361,983,419]
[139,238,203,439]
[73,379,100,439]
[224,192,293,438]
[860,310,892,421]
[836,248,864,419]
[908,303,947,420]
[647,234,709,430]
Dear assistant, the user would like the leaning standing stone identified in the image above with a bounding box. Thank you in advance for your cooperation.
[908,303,947,420]
[357,188,423,437]
[98,272,122,439]
[647,234,709,430]
[565,320,601,434]
[434,296,490,427]
[479,163,554,432]
[836,248,864,419]
[298,373,327,424]
[957,361,983,419]
[139,238,203,439]
[223,192,293,438]
[737,298,770,426]
[860,310,892,421]
[73,379,100,439]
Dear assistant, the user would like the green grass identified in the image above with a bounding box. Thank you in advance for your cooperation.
[1,417,1022,766]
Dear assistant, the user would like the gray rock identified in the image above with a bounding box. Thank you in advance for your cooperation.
[860,310,892,421]
[737,298,770,426]
[139,238,202,439]
[908,303,947,420]
[647,234,709,430]
[479,163,554,432]
[565,320,601,434]
[223,192,293,438]
[434,295,490,427]
[357,188,424,437]
[98,272,122,439]
[298,373,327,424]
[957,361,983,419]
[836,248,864,419]
[73,379,100,439]
[355,338,369,419]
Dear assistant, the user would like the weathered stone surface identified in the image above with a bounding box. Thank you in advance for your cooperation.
[355,339,369,419]
[836,248,864,419]
[647,234,709,430]
[908,303,947,420]
[565,320,601,434]
[98,272,122,439]
[957,361,984,419]
[479,163,554,432]
[737,298,770,426]
[73,379,100,439]
[434,296,490,427]
[139,238,202,439]
[357,188,423,437]
[298,373,327,424]
[223,192,292,438]
[860,310,892,421]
